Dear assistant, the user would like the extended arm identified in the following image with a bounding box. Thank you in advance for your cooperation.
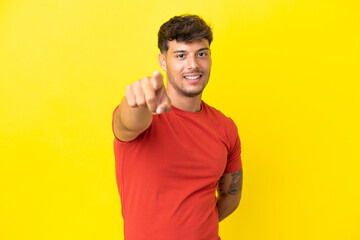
[216,168,243,222]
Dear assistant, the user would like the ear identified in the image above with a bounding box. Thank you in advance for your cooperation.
[158,53,167,71]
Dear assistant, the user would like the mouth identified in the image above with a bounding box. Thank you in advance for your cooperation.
[183,74,202,83]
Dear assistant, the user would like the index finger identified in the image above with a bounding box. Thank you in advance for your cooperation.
[152,71,164,90]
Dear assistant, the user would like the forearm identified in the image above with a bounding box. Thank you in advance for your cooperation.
[114,97,153,141]
[119,96,153,131]
[216,194,240,222]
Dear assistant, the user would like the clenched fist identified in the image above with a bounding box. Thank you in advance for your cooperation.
[125,71,171,114]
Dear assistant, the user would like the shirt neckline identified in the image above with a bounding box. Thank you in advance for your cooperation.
[170,100,206,116]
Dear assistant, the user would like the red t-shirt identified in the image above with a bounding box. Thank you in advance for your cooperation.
[113,101,242,240]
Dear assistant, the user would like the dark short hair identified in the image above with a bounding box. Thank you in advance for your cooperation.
[158,14,213,53]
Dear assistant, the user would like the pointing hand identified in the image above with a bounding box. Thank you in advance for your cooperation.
[125,71,171,114]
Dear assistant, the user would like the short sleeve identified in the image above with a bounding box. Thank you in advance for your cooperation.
[224,120,242,173]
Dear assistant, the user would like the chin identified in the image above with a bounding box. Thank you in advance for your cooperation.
[180,87,205,98]
[182,91,203,98]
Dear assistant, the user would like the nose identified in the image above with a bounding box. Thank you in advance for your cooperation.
[186,55,199,70]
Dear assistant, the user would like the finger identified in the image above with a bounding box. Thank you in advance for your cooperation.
[141,78,157,114]
[152,71,164,90]
[156,90,172,114]
[125,85,136,107]
[133,80,146,107]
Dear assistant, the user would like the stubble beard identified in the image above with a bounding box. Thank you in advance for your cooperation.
[167,73,209,98]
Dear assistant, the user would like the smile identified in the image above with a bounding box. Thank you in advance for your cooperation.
[184,75,201,80]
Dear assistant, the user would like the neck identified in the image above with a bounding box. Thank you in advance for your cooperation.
[166,88,203,112]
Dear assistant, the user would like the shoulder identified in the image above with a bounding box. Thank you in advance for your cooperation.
[203,101,237,129]
[203,102,240,146]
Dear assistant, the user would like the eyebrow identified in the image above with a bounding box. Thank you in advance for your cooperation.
[173,48,210,54]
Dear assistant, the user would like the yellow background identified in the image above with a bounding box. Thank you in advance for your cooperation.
[1,0,359,239]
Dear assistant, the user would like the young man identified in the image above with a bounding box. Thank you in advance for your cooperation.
[112,14,243,240]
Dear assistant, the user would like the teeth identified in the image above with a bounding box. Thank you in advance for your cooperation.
[185,76,200,80]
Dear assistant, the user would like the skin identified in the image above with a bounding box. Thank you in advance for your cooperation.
[217,168,243,222]
[113,38,242,222]
[158,38,212,112]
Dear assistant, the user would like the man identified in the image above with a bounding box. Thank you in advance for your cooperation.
[112,14,243,240]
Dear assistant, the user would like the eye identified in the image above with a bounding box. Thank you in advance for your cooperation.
[198,52,207,57]
[176,54,185,59]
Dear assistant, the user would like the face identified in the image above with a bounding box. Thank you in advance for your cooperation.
[159,38,212,98]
